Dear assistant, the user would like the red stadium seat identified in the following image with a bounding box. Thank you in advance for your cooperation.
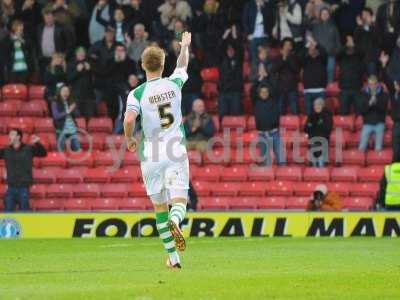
[247,166,275,181]
[303,167,330,182]
[75,118,86,130]
[267,181,293,196]
[326,81,340,97]
[333,115,355,131]
[221,116,247,130]
[93,150,117,167]
[341,150,366,166]
[33,168,56,184]
[357,165,384,182]
[127,182,147,197]
[119,198,149,210]
[329,130,351,148]
[229,197,257,210]
[30,184,46,198]
[19,100,48,117]
[92,198,119,210]
[192,181,211,196]
[28,85,46,99]
[343,197,373,210]
[355,115,363,131]
[280,115,300,131]
[101,184,128,198]
[200,67,219,82]
[198,197,228,210]
[212,182,240,196]
[0,101,20,116]
[63,198,92,211]
[220,165,248,181]
[275,166,302,181]
[350,183,380,197]
[81,132,106,150]
[73,184,100,198]
[37,133,57,151]
[0,184,5,198]
[326,182,351,196]
[257,197,286,209]
[96,101,108,116]
[104,134,125,150]
[0,135,9,148]
[55,168,83,183]
[201,82,219,98]
[8,117,34,134]
[194,165,222,181]
[83,168,110,183]
[293,181,320,196]
[122,151,140,166]
[286,197,309,209]
[187,150,202,166]
[87,117,113,133]
[66,152,94,168]
[40,152,67,168]
[0,167,5,183]
[243,61,250,80]
[331,167,359,182]
[2,84,28,100]
[246,116,256,131]
[46,184,73,198]
[238,182,266,196]
[34,118,55,133]
[110,166,140,183]
[31,199,63,211]
[385,115,393,130]
[242,131,258,147]
[211,115,220,132]
[366,150,393,165]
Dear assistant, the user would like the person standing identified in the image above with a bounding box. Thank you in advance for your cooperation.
[0,129,47,212]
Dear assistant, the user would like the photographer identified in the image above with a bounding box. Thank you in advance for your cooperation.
[307,184,343,211]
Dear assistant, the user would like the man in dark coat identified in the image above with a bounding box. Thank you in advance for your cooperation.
[376,0,400,54]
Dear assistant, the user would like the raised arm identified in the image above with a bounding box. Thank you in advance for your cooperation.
[176,32,192,70]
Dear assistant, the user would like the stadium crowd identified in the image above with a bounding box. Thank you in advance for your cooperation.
[0,0,400,211]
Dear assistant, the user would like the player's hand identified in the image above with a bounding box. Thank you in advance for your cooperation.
[180,32,191,47]
[126,137,137,152]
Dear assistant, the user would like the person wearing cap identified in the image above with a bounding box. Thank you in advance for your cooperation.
[307,184,343,211]
[358,75,389,152]
[376,159,400,211]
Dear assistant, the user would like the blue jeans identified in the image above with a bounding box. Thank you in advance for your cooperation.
[304,91,326,115]
[249,37,269,61]
[218,92,242,118]
[279,91,298,114]
[358,123,385,151]
[327,56,336,83]
[258,130,286,165]
[57,133,81,152]
[4,186,30,211]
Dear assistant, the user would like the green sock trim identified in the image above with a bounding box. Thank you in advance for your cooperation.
[158,226,170,234]
[167,247,177,253]
[163,236,174,243]
[156,211,169,224]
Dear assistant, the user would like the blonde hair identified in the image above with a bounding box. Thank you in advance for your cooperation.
[141,46,165,73]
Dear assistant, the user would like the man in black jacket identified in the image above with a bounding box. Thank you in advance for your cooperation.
[0,129,47,212]
[338,35,364,115]
[376,0,400,55]
[218,43,243,119]
[358,75,389,152]
[254,84,285,165]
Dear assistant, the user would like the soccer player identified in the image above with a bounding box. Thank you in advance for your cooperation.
[124,32,192,269]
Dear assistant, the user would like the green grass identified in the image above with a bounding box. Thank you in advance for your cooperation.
[0,238,399,300]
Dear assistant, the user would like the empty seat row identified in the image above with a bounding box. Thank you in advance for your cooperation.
[1,84,45,101]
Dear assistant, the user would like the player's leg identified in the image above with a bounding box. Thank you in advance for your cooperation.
[151,192,181,269]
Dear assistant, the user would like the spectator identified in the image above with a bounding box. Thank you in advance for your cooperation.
[122,0,146,30]
[44,52,67,101]
[37,8,71,80]
[218,43,243,119]
[96,5,129,43]
[5,19,33,83]
[387,36,400,83]
[184,99,215,153]
[89,0,114,45]
[250,46,275,102]
[304,0,330,24]
[0,18,9,86]
[126,23,149,64]
[334,0,365,37]
[302,38,327,115]
[254,84,285,166]
[16,0,43,41]
[307,184,343,211]
[67,46,95,120]
[243,0,275,61]
[271,38,301,114]
[273,0,303,50]
[304,98,333,167]
[376,159,400,211]
[337,35,364,115]
[52,85,81,152]
[311,7,341,83]
[0,129,47,212]
[181,49,202,115]
[187,181,198,211]
[158,0,192,31]
[354,7,380,75]
[358,75,389,152]
[0,0,17,27]
[44,0,82,48]
[376,0,400,55]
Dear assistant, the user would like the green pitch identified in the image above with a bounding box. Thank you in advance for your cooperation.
[1,238,399,300]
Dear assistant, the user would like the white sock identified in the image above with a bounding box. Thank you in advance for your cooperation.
[170,203,187,226]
